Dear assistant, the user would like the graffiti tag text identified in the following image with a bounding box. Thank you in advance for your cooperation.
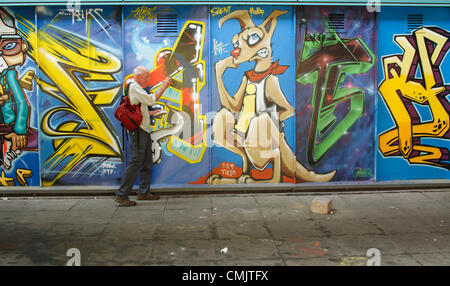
[130,6,158,23]
[213,38,229,56]
[211,7,231,17]
[0,169,32,186]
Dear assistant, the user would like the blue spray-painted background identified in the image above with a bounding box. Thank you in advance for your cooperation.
[207,5,297,183]
[377,7,450,180]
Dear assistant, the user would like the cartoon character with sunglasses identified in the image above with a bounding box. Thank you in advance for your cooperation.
[0,8,37,170]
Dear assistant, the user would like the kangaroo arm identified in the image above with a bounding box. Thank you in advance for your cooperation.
[215,56,247,112]
[265,75,293,122]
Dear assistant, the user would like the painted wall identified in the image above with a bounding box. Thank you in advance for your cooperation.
[1,7,39,186]
[123,5,210,187]
[0,5,447,188]
[295,6,377,181]
[377,7,450,180]
[207,5,300,185]
[35,6,124,187]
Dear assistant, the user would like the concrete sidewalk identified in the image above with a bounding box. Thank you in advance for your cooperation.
[0,189,449,266]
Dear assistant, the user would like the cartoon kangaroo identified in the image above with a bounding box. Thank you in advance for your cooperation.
[208,9,336,184]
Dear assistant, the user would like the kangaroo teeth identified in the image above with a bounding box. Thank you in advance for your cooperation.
[257,48,269,58]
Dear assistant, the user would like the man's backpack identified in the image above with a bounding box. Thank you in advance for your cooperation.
[114,82,142,131]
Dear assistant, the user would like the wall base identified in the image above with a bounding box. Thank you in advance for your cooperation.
[0,180,448,197]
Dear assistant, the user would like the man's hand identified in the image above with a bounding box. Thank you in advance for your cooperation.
[149,110,165,118]
[155,79,172,101]
[161,78,172,90]
[0,93,9,105]
[5,132,27,151]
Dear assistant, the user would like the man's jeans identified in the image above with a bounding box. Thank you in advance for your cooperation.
[117,128,153,198]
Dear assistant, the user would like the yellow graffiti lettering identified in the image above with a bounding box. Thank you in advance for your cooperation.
[17,17,123,186]
[249,7,264,17]
[0,171,15,186]
[130,6,158,23]
[19,70,35,91]
[379,27,450,169]
[211,7,231,17]
[16,169,32,186]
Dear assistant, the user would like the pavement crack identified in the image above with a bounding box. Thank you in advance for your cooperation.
[209,222,219,240]
[368,221,386,235]
[96,222,110,242]
[313,222,332,238]
[67,199,82,212]
[262,222,287,266]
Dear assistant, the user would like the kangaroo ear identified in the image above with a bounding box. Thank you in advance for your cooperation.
[261,9,288,35]
[264,19,274,34]
[219,10,254,31]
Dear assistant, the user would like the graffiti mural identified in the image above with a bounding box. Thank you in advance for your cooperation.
[295,7,376,181]
[0,7,39,186]
[35,6,124,186]
[379,27,450,169]
[377,7,450,180]
[205,6,335,184]
[0,4,448,189]
[124,6,209,186]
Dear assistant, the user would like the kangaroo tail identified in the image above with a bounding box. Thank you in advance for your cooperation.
[295,161,336,182]
[280,136,336,182]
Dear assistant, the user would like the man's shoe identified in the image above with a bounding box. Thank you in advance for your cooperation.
[113,195,137,207]
[136,193,160,200]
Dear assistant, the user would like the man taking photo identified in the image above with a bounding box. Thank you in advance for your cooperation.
[114,65,171,207]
